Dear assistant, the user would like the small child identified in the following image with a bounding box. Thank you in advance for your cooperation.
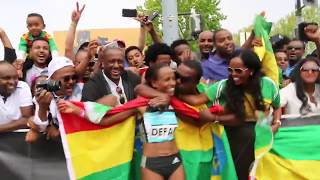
[18,13,58,61]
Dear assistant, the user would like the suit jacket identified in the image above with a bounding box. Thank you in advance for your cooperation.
[81,70,141,102]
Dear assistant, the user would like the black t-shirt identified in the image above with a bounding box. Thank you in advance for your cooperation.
[4,47,16,63]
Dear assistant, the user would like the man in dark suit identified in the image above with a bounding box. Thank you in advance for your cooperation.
[81,46,140,105]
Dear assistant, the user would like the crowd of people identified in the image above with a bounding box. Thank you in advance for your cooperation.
[1,2,320,180]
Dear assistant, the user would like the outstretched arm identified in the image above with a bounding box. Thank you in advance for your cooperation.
[199,109,241,126]
[0,106,32,133]
[178,93,210,106]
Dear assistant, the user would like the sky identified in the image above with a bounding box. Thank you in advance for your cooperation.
[0,0,296,58]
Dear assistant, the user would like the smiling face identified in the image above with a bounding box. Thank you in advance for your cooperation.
[51,66,77,97]
[300,61,320,84]
[198,31,214,56]
[27,15,45,37]
[151,66,176,96]
[0,63,19,97]
[175,64,197,95]
[29,39,50,67]
[214,30,235,57]
[228,57,252,86]
[102,48,124,82]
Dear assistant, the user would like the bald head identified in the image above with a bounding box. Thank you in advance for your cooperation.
[197,31,214,58]
[0,61,19,97]
[0,61,16,73]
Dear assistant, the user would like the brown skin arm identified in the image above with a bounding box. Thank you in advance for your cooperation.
[65,2,85,61]
[0,105,33,132]
[0,28,13,49]
[176,112,206,127]
[199,109,242,126]
[99,109,137,126]
[271,107,282,133]
[74,40,97,78]
[179,93,210,106]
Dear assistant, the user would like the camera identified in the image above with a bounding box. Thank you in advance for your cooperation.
[36,80,61,92]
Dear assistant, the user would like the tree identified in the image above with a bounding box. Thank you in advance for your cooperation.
[233,7,320,54]
[137,0,226,48]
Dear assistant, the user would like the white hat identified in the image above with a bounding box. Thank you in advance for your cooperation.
[48,56,74,78]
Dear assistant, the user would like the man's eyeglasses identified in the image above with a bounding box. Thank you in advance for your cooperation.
[287,46,303,51]
[227,67,248,74]
[175,72,193,83]
[300,67,320,73]
[63,74,78,82]
[116,86,126,104]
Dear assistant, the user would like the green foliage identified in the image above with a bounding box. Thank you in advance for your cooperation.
[137,0,226,49]
[233,7,320,54]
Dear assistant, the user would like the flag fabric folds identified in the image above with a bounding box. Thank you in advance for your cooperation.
[249,113,274,180]
[211,124,238,180]
[58,104,136,180]
[255,115,320,179]
[58,97,230,180]
[253,14,279,85]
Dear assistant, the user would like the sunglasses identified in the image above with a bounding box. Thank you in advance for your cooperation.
[63,74,78,82]
[227,67,248,74]
[175,72,193,83]
[300,67,320,73]
[287,46,303,51]
[116,86,126,104]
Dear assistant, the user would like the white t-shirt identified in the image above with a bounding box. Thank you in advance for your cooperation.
[280,83,320,115]
[25,65,47,87]
[0,81,33,125]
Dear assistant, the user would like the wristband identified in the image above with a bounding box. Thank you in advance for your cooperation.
[32,116,49,132]
[274,119,282,126]
[214,115,219,124]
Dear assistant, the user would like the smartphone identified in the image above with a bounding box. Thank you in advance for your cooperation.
[122,9,137,17]
[147,11,159,22]
[298,22,318,42]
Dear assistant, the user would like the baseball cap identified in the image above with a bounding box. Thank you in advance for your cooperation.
[48,56,74,78]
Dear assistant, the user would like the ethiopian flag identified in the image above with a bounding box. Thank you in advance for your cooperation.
[255,115,320,179]
[249,113,274,180]
[253,14,279,86]
[58,97,224,180]
[173,102,237,180]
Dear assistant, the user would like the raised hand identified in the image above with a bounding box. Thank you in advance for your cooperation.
[87,40,99,60]
[71,2,85,23]
[304,24,320,43]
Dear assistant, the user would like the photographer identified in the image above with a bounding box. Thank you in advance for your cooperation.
[30,56,82,140]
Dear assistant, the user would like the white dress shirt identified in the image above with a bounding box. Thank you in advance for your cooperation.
[102,71,128,106]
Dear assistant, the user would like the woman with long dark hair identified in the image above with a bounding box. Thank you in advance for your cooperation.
[280,56,320,115]
[180,49,281,180]
[59,63,185,180]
